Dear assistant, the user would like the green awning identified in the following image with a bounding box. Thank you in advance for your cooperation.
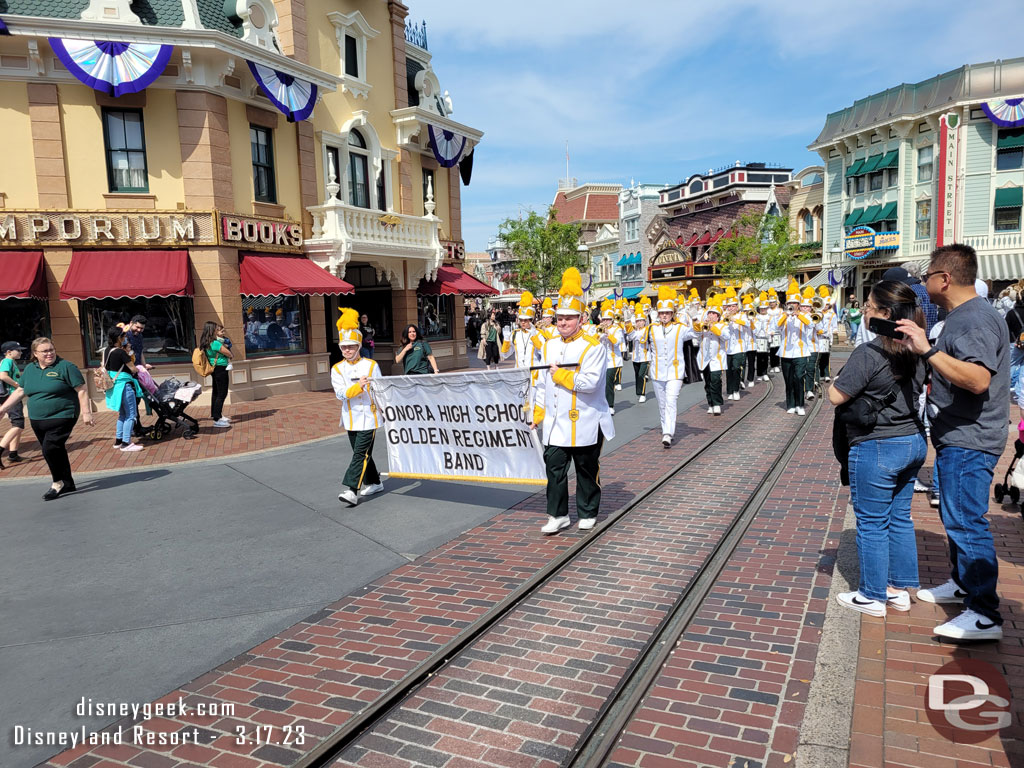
[997,128,1024,150]
[994,187,1024,208]
[877,151,899,170]
[844,209,863,226]
[845,159,865,177]
[860,204,883,225]
[860,154,884,174]
[876,202,898,222]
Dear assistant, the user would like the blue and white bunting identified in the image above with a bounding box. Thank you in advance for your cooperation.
[247,61,318,122]
[49,38,172,96]
[427,124,467,168]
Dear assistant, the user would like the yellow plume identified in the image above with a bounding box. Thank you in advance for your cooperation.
[759,291,768,302]
[519,290,534,308]
[802,285,815,300]
[542,297,552,310]
[658,285,677,303]
[337,307,359,331]
[818,285,831,298]
[560,267,582,297]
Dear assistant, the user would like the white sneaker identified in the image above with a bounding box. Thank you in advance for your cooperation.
[338,489,358,506]
[740,381,746,389]
[836,591,886,617]
[825,376,832,382]
[662,435,671,448]
[120,443,144,453]
[213,418,231,428]
[787,407,796,414]
[638,395,646,403]
[541,516,571,534]
[917,578,967,604]
[762,375,769,381]
[614,384,622,391]
[796,407,806,416]
[707,406,714,414]
[609,407,615,415]
[578,518,596,530]
[359,482,384,497]
[934,609,1002,641]
[913,480,929,493]
[713,406,721,415]
[806,392,815,400]
[887,590,911,612]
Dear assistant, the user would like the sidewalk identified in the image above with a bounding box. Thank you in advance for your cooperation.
[0,350,510,480]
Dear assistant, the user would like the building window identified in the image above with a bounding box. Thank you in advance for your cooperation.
[624,217,639,242]
[0,298,50,349]
[803,212,815,242]
[344,34,359,78]
[869,171,884,191]
[250,125,276,203]
[855,175,865,194]
[915,199,931,239]
[917,146,933,183]
[995,206,1022,232]
[996,130,1024,171]
[243,296,309,357]
[102,108,148,192]
[80,297,193,367]
[418,294,452,340]
[887,167,899,188]
[376,170,386,212]
[422,168,435,209]
[348,129,370,208]
[689,179,704,194]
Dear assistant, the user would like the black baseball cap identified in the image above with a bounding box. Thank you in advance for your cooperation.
[881,267,921,285]
[1,341,26,353]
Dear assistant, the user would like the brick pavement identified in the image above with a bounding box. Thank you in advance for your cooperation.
[328,386,807,768]
[603,394,845,768]
[41,380,769,768]
[845,431,1024,768]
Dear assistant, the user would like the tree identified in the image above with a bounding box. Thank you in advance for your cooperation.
[711,211,816,293]
[497,207,584,297]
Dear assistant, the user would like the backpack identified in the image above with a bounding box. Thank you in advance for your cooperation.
[192,347,215,377]
[93,347,119,392]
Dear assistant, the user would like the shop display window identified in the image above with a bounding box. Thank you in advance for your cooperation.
[417,295,453,340]
[0,298,51,349]
[243,295,309,357]
[80,297,193,366]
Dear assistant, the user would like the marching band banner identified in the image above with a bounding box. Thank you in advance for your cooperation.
[369,370,546,486]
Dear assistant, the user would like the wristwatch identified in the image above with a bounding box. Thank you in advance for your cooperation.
[921,346,939,361]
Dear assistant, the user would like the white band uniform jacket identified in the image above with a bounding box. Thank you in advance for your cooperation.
[643,321,694,381]
[777,313,813,358]
[533,329,615,447]
[720,315,748,355]
[502,327,543,372]
[753,313,772,342]
[815,309,838,353]
[331,357,381,431]
[767,308,784,345]
[627,326,652,363]
[601,324,624,369]
[696,322,727,371]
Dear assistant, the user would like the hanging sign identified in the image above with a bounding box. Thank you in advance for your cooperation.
[0,210,215,247]
[937,112,961,247]
[844,226,900,260]
[370,370,545,486]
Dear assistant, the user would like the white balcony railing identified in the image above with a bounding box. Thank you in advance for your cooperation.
[963,232,1024,252]
[305,183,444,287]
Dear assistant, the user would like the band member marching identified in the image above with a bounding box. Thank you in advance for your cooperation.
[532,267,614,534]
[696,294,727,414]
[721,288,746,401]
[537,297,556,340]
[682,287,703,384]
[753,292,772,381]
[646,286,694,447]
[816,285,837,382]
[766,289,783,372]
[778,279,812,415]
[501,291,543,370]
[598,300,623,414]
[741,294,758,388]
[331,308,384,506]
[627,297,652,403]
[799,286,819,400]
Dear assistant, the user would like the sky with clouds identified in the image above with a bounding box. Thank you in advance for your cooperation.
[414,0,1024,253]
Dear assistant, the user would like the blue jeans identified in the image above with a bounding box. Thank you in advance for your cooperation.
[1010,346,1024,393]
[849,433,927,601]
[935,446,1002,623]
[117,387,138,443]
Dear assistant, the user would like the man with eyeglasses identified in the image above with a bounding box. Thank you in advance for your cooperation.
[896,244,1009,642]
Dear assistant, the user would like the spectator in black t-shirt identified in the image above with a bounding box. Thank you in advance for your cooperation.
[102,326,144,452]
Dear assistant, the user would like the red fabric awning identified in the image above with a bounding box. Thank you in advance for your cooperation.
[710,228,725,243]
[696,231,713,246]
[239,253,354,296]
[1,251,46,300]
[60,250,193,300]
[419,266,498,296]
[681,233,699,247]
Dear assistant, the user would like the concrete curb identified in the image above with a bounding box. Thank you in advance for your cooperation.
[798,502,859,767]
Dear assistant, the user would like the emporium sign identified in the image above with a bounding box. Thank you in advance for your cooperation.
[844,226,900,260]
[0,210,217,248]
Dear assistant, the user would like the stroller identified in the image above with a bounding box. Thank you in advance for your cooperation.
[137,376,202,441]
[993,438,1024,517]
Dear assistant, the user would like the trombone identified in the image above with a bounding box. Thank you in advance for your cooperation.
[810,312,823,324]
[744,308,757,320]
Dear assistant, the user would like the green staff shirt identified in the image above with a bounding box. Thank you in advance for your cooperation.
[17,357,85,421]
[0,356,21,396]
[206,340,230,367]
[402,340,433,374]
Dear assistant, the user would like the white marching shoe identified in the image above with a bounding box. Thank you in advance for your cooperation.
[787,407,796,414]
[796,406,806,415]
[359,482,384,497]
[541,516,571,534]
[614,384,622,391]
[638,395,646,403]
[707,406,714,414]
[762,375,769,381]
[662,435,671,448]
[609,407,615,415]
[713,406,722,414]
[338,489,358,506]
[578,518,596,530]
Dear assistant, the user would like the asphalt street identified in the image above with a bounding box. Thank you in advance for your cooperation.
[0,362,708,768]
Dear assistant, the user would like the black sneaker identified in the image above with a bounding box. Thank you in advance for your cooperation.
[7,452,23,463]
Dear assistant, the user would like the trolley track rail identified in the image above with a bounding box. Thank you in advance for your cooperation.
[297,381,791,768]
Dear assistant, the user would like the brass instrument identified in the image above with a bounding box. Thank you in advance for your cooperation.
[786,306,795,315]
[810,312,823,324]
[706,286,721,300]
[744,309,757,320]
[811,297,825,311]
[692,320,705,333]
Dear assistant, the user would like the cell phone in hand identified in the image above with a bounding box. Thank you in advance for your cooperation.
[868,316,905,340]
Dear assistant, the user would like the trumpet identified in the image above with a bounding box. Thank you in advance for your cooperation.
[692,320,705,333]
[810,312,823,324]
[811,297,825,311]
[744,308,757,319]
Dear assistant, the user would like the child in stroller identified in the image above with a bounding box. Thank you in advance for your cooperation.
[136,376,203,441]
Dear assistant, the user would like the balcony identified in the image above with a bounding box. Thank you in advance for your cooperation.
[305,193,443,288]
[962,232,1024,252]
[391,106,483,162]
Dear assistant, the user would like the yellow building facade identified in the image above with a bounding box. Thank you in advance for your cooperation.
[0,0,482,406]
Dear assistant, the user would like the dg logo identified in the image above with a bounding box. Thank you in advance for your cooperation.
[925,658,1012,742]
[568,409,580,421]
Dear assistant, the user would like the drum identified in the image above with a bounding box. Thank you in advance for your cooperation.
[755,338,769,353]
